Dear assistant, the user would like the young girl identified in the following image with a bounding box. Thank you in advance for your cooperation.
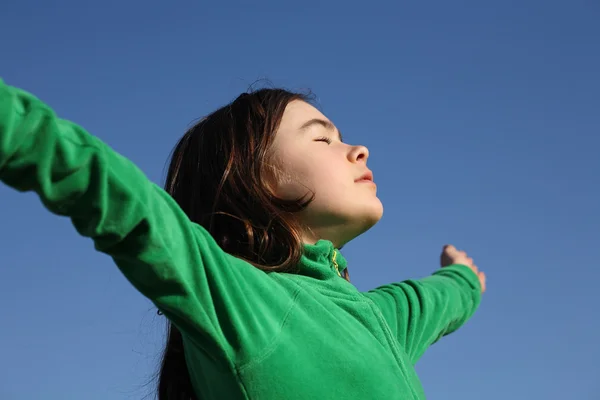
[0,79,485,399]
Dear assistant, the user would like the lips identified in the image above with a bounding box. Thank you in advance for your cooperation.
[355,171,374,183]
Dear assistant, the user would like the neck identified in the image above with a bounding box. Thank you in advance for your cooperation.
[301,230,352,249]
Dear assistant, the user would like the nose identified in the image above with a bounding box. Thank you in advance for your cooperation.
[348,144,369,163]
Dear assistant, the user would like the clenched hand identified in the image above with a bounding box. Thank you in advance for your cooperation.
[441,245,486,293]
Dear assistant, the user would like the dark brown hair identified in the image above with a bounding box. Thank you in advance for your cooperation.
[156,88,349,399]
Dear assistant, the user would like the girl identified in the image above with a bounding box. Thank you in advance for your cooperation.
[0,79,485,399]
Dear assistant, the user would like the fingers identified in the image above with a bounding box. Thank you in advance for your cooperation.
[443,244,458,255]
[478,271,486,293]
[443,245,467,259]
[442,244,487,293]
[440,245,456,267]
[441,244,469,267]
[442,245,468,259]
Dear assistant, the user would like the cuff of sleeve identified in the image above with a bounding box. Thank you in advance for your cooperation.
[434,264,482,294]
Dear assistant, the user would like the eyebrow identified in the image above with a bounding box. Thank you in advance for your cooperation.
[299,118,343,142]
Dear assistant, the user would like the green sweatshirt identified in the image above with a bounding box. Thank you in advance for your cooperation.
[0,79,482,399]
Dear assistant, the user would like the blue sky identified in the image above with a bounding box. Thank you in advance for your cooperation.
[1,1,599,399]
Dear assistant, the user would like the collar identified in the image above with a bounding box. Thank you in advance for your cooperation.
[298,239,348,279]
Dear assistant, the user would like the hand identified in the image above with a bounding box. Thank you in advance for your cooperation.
[440,245,486,293]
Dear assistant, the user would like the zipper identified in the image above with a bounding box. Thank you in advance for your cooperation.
[332,249,342,277]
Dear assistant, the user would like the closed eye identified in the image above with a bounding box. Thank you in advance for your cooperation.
[315,136,332,144]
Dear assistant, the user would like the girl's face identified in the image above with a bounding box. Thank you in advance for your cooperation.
[270,100,383,247]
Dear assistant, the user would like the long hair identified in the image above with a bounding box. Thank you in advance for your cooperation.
[156,88,350,399]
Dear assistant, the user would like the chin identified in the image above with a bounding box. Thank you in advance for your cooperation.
[362,209,383,231]
[366,198,384,223]
[348,202,384,240]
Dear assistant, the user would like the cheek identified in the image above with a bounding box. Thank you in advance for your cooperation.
[271,155,316,200]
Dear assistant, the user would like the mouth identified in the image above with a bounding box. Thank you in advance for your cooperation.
[355,171,375,184]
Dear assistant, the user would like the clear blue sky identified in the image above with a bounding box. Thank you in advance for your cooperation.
[1,1,598,399]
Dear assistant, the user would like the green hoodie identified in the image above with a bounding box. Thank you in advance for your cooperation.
[0,80,482,399]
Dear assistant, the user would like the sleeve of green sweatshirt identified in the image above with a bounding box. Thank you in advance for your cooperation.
[0,79,288,365]
[364,264,482,364]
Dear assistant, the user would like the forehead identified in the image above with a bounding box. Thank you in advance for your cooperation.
[278,100,329,130]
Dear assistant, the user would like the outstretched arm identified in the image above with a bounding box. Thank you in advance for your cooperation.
[364,245,484,364]
[0,79,286,364]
